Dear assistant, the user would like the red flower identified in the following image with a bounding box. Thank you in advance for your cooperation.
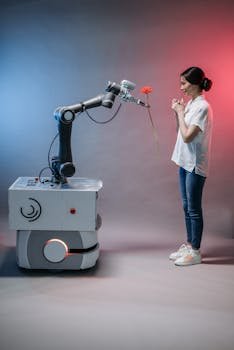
[140,86,153,94]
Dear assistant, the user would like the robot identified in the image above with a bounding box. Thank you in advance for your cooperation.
[8,80,147,270]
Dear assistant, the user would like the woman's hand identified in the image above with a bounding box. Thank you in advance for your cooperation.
[171,98,185,115]
[171,98,200,142]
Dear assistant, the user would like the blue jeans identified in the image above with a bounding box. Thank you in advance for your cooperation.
[179,167,206,250]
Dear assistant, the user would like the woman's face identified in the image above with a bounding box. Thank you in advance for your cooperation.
[180,75,200,97]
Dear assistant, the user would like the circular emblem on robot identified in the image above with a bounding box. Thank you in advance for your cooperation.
[20,197,42,222]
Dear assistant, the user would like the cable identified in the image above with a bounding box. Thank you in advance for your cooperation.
[37,132,59,183]
[48,132,59,169]
[38,166,52,183]
[84,103,122,124]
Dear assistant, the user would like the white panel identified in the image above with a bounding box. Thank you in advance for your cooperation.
[80,245,99,269]
[8,177,101,231]
[16,230,31,269]
[80,231,98,248]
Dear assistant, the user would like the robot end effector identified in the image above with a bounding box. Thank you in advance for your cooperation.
[54,79,148,123]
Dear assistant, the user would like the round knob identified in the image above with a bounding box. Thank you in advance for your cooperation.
[62,110,75,122]
[43,239,68,263]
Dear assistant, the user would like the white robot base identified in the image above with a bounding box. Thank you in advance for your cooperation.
[16,230,99,270]
[8,177,103,270]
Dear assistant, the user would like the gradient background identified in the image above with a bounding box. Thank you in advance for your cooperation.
[1,0,233,237]
[0,1,234,350]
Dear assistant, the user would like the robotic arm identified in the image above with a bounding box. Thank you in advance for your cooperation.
[51,80,147,184]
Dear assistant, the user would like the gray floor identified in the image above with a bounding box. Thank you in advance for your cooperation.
[0,214,234,350]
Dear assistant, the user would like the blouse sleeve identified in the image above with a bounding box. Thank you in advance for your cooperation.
[190,105,208,132]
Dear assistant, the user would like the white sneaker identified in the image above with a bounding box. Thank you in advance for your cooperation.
[169,244,190,261]
[174,248,202,266]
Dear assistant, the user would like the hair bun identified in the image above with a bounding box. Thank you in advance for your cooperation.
[202,77,212,91]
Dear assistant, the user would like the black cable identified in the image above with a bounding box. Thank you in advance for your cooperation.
[37,132,59,183]
[48,132,59,169]
[84,103,122,124]
[38,166,52,183]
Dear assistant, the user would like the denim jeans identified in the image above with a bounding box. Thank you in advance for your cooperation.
[179,167,206,250]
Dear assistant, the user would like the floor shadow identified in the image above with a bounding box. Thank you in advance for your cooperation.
[202,244,234,265]
[202,257,234,265]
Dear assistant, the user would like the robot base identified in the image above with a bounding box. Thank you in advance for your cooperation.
[9,177,103,270]
[17,230,99,270]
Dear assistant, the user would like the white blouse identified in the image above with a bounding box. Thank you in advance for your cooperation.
[171,95,213,177]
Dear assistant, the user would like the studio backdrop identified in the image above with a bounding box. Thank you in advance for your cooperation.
[0,0,233,238]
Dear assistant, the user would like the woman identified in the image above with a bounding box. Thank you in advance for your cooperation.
[170,66,213,266]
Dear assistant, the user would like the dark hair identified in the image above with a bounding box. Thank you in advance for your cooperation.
[181,66,212,91]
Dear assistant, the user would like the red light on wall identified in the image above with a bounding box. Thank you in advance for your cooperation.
[70,208,76,214]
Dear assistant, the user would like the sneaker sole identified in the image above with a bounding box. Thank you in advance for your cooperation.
[175,260,202,266]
